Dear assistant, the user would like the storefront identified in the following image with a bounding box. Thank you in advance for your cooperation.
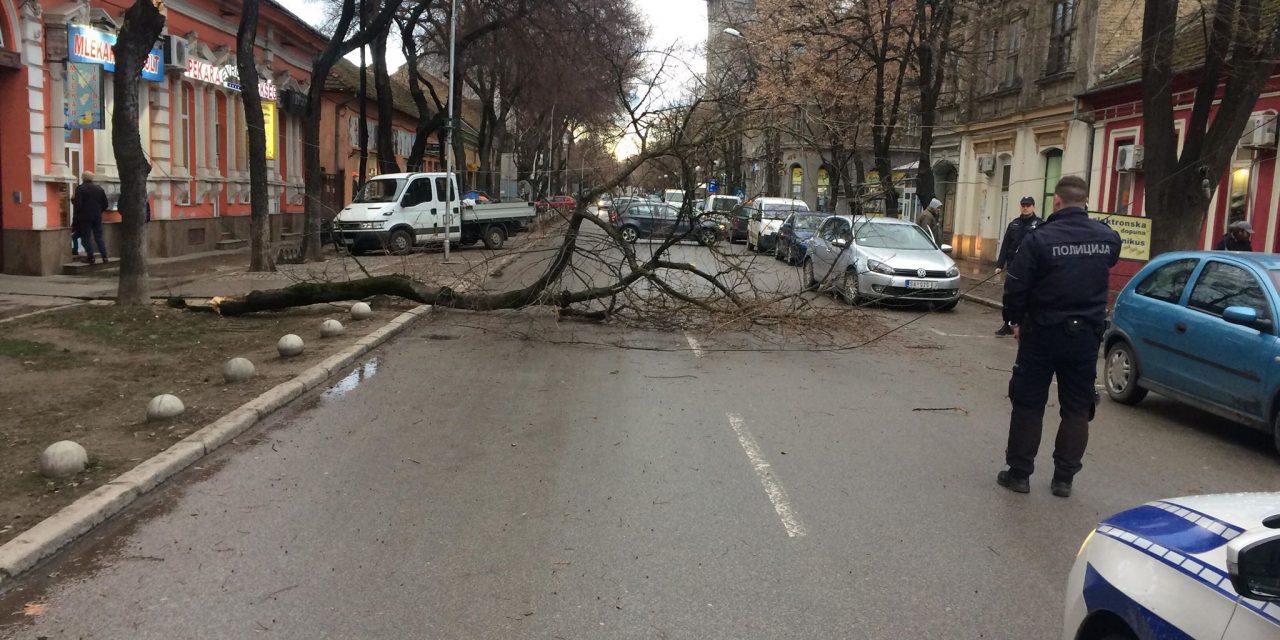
[0,0,327,275]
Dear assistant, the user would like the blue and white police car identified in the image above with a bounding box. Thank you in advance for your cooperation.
[1065,493,1280,639]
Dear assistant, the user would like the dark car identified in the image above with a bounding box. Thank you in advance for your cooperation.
[728,204,751,242]
[608,197,642,225]
[615,203,725,246]
[775,212,825,265]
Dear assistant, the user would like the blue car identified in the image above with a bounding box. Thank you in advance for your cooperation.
[1103,251,1280,453]
[774,212,824,265]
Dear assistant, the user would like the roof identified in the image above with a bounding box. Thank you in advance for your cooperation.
[326,60,424,119]
[262,0,332,48]
[390,66,483,133]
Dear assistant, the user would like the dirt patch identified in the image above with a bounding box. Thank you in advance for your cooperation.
[0,300,417,546]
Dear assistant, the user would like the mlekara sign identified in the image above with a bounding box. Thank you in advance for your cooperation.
[1089,213,1152,262]
[67,25,164,82]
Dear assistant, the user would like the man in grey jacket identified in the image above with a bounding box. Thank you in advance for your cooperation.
[918,198,942,246]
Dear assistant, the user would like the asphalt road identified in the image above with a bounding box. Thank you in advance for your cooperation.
[2,234,1279,639]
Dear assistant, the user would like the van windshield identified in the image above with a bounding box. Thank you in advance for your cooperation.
[353,178,404,204]
[762,202,808,219]
[710,197,739,212]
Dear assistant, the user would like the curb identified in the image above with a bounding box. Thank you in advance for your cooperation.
[0,304,432,589]
[961,292,1002,310]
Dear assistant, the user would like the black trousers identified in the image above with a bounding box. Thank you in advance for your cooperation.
[1005,321,1101,481]
[76,217,107,261]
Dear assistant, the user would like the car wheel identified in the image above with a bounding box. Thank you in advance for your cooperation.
[774,242,784,260]
[388,229,414,256]
[482,225,506,250]
[840,269,861,305]
[698,228,718,246]
[620,225,639,244]
[803,258,818,291]
[1104,341,1148,405]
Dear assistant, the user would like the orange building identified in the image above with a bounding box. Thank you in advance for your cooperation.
[0,0,328,275]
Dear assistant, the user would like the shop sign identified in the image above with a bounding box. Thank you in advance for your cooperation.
[263,101,276,161]
[66,61,104,129]
[185,58,278,101]
[67,24,164,82]
[1090,213,1152,262]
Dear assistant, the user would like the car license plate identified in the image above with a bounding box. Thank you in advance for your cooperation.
[906,280,937,289]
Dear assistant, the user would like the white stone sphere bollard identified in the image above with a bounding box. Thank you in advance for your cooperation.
[147,394,186,421]
[277,334,305,357]
[40,441,89,478]
[223,357,256,383]
[320,319,345,338]
[350,302,373,320]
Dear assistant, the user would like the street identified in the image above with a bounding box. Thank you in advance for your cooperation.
[2,234,1278,639]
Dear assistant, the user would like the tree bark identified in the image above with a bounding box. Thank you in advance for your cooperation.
[112,0,167,305]
[373,26,399,175]
[237,0,274,272]
[913,0,956,211]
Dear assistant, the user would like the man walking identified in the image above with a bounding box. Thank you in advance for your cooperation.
[918,198,943,246]
[1214,220,1254,251]
[993,196,1043,336]
[72,171,110,265]
[996,176,1120,498]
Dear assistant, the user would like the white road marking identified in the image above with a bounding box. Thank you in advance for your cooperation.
[929,327,995,338]
[726,413,807,538]
[685,333,705,358]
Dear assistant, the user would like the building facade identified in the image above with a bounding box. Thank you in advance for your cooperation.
[0,0,327,275]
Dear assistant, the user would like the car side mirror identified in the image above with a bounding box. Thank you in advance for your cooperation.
[940,243,953,255]
[1229,530,1280,602]
[1223,306,1261,327]
[833,238,849,248]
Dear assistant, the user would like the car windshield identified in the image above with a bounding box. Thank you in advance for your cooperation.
[762,203,808,219]
[792,215,823,230]
[710,197,738,212]
[854,221,938,250]
[352,178,404,204]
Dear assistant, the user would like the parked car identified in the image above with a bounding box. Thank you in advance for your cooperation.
[774,212,825,265]
[746,197,810,253]
[802,215,960,310]
[536,195,576,213]
[704,195,742,215]
[1103,251,1280,452]
[608,197,641,225]
[614,203,725,246]
[1064,492,1280,639]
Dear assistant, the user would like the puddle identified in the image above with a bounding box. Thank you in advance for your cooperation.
[321,357,380,401]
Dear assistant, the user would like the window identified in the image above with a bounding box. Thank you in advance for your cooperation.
[1228,146,1253,229]
[1112,142,1136,214]
[790,165,803,200]
[819,218,844,243]
[1005,18,1022,87]
[1188,261,1271,320]
[983,28,1000,92]
[175,83,191,170]
[1046,0,1075,75]
[434,177,456,203]
[1135,259,1198,304]
[402,178,433,207]
[1043,149,1062,209]
[817,167,831,212]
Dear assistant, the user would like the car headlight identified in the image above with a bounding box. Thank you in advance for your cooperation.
[359,221,385,230]
[866,259,895,275]
[946,265,960,277]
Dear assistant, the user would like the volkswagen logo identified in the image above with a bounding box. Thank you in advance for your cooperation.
[917,268,927,278]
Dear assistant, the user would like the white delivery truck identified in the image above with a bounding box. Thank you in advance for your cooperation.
[333,172,537,255]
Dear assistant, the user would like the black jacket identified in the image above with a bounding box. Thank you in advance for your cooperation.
[1214,233,1253,251]
[72,182,110,222]
[1001,207,1121,328]
[995,214,1043,269]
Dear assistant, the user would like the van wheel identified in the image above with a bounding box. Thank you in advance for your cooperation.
[1104,341,1148,405]
[388,229,414,255]
[482,225,506,250]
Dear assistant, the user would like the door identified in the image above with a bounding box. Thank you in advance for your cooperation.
[1124,258,1200,391]
[1175,260,1278,421]
[653,204,679,239]
[812,218,847,282]
[434,176,460,241]
[400,177,437,243]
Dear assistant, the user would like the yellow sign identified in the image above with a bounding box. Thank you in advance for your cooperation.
[1089,213,1151,261]
[262,102,277,161]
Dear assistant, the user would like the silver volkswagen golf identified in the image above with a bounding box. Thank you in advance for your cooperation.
[803,215,961,309]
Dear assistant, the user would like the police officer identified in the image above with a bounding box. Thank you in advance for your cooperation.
[994,196,1043,336]
[996,176,1120,498]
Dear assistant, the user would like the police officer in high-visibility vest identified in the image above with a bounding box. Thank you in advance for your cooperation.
[996,176,1120,498]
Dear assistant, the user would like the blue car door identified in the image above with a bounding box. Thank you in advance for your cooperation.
[1175,259,1278,422]
[1122,258,1200,391]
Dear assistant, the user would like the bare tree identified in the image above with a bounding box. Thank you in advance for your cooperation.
[238,0,274,272]
[1141,0,1280,254]
[911,0,961,210]
[112,0,168,305]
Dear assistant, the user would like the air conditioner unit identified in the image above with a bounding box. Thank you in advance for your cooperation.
[1243,113,1278,149]
[1116,145,1144,172]
[977,154,996,175]
[163,36,189,71]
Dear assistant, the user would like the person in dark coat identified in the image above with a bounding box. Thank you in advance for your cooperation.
[1214,220,1254,251]
[996,176,1121,499]
[72,171,110,265]
[918,198,942,246]
[993,196,1044,336]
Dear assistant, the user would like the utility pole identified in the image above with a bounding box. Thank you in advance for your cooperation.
[443,0,458,262]
[546,103,555,197]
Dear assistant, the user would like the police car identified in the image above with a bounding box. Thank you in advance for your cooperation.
[1064,493,1280,639]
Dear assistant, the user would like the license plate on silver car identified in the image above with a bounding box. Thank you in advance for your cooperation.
[906,280,937,289]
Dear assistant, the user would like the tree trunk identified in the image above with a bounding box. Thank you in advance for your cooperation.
[237,0,275,272]
[111,0,166,305]
[373,27,399,175]
[450,49,469,193]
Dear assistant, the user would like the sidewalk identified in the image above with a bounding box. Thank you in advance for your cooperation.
[956,260,1004,310]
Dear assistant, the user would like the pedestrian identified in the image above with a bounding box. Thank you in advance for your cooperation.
[1214,220,1254,251]
[918,198,943,246]
[996,175,1120,498]
[993,196,1044,336]
[71,171,110,265]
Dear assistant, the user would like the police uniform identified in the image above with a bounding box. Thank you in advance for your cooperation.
[1000,205,1121,489]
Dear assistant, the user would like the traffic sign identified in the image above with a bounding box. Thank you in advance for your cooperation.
[708,179,718,194]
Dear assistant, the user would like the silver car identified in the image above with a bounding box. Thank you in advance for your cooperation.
[803,215,961,310]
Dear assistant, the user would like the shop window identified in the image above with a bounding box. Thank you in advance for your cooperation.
[1112,142,1136,214]
[175,83,191,170]
[1228,145,1253,229]
[1042,149,1062,210]
[790,165,803,200]
[817,167,831,211]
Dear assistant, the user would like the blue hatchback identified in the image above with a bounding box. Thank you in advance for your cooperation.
[1104,251,1280,453]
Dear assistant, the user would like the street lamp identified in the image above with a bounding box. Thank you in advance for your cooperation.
[443,0,459,263]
